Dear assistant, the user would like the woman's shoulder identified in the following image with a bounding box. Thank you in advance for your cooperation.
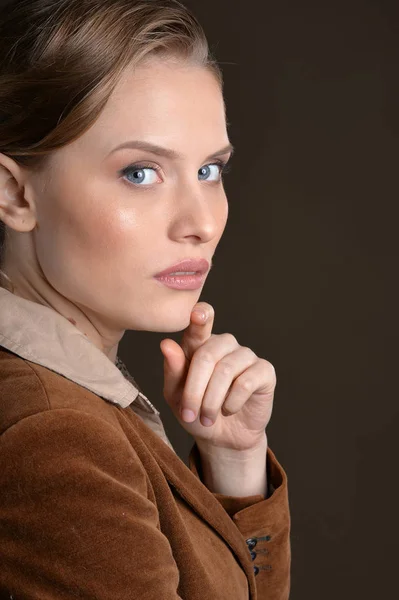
[0,345,126,437]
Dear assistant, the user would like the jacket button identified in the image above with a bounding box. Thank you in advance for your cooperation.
[253,565,259,576]
[246,537,258,550]
[250,551,257,561]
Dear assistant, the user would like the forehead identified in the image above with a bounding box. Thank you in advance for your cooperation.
[80,59,228,157]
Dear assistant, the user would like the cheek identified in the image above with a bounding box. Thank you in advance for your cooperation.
[35,189,145,290]
[76,205,133,261]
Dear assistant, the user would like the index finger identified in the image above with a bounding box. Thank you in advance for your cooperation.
[180,302,215,361]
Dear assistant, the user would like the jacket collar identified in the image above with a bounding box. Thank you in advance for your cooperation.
[0,286,177,452]
[0,286,158,412]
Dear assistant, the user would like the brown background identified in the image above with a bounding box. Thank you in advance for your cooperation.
[2,0,397,598]
[119,0,399,598]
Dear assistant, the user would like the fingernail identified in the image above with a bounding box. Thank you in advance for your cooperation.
[193,310,206,321]
[201,416,213,427]
[181,409,196,422]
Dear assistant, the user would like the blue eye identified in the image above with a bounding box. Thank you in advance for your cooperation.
[120,159,231,187]
[122,164,160,186]
[198,164,222,181]
[199,160,232,182]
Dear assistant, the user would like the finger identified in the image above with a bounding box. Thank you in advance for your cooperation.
[199,347,258,424]
[160,338,189,408]
[220,359,276,422]
[180,302,215,362]
[180,333,239,422]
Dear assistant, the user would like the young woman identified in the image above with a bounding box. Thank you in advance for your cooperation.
[0,0,291,597]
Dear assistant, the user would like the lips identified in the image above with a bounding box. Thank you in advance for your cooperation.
[154,258,209,277]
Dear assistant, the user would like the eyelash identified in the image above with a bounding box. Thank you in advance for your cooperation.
[120,158,232,186]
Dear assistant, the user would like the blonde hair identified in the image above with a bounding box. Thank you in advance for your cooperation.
[0,0,223,291]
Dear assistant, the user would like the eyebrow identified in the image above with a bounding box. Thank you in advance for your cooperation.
[108,140,235,162]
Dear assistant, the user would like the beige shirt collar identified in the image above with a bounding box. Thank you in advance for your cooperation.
[0,286,175,452]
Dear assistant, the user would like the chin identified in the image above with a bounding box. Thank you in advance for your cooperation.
[125,306,194,333]
[154,311,192,333]
[121,287,204,332]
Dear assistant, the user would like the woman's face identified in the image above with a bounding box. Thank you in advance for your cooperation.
[1,58,232,359]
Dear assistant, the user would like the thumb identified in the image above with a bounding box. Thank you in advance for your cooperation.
[160,338,189,409]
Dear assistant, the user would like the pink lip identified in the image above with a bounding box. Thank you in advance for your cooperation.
[154,258,210,277]
[154,272,207,290]
[153,258,210,291]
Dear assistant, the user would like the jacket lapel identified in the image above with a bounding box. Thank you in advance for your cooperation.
[129,410,257,599]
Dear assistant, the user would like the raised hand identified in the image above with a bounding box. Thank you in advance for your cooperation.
[160,302,276,452]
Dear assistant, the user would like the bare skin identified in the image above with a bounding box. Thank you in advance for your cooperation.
[0,57,232,364]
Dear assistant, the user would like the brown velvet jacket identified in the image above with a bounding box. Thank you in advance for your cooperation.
[0,287,291,599]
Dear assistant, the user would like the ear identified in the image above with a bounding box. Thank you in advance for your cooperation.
[0,153,37,233]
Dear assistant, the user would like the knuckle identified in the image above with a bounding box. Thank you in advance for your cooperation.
[197,350,214,364]
[262,359,277,386]
[263,357,274,369]
[222,332,237,345]
[236,376,252,392]
[217,360,233,376]
[264,359,277,378]
[243,346,257,359]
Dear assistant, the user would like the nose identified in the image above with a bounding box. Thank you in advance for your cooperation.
[168,184,226,243]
